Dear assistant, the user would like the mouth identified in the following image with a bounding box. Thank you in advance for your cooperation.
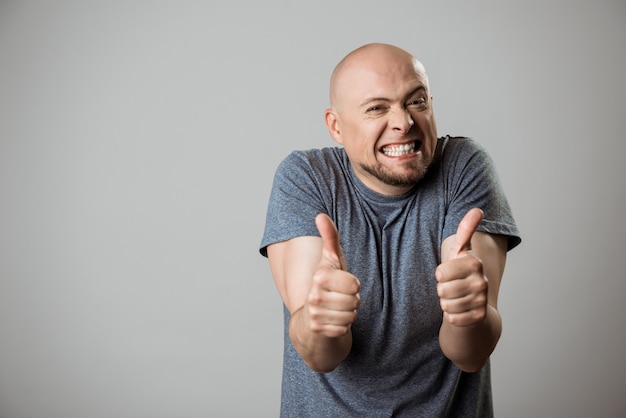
[381,140,421,157]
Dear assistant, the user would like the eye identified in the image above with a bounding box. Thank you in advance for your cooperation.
[407,96,428,110]
[366,104,387,113]
[408,97,426,106]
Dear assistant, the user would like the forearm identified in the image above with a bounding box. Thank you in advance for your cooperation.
[289,306,353,373]
[439,304,502,373]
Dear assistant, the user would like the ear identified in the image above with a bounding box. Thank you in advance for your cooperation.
[324,108,343,145]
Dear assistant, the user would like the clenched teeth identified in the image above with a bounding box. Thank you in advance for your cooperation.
[382,142,416,156]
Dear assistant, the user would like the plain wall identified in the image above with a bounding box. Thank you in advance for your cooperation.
[1,1,624,417]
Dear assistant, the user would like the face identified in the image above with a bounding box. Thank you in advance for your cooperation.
[325,47,438,196]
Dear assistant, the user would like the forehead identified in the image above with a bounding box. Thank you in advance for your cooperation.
[336,56,429,105]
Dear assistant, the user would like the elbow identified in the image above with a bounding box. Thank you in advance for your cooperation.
[449,350,493,373]
[454,359,488,373]
[441,340,493,373]
[304,359,340,374]
[310,365,338,374]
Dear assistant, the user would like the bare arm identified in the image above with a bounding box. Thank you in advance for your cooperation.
[436,208,508,372]
[266,214,360,373]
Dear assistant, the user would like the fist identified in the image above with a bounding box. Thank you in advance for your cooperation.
[306,214,360,338]
[436,208,488,327]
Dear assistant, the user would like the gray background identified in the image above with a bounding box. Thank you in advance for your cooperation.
[1,1,624,417]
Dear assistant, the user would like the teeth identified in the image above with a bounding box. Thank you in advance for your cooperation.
[382,142,415,156]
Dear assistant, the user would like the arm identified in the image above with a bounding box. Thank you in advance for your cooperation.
[436,208,508,372]
[266,214,360,373]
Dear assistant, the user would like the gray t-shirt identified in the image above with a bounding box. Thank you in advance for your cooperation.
[260,136,521,417]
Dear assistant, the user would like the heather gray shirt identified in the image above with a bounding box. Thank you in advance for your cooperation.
[260,136,521,417]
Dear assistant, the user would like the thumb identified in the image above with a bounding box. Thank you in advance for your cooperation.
[452,208,484,257]
[315,213,347,271]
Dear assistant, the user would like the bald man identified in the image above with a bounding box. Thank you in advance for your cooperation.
[260,43,521,417]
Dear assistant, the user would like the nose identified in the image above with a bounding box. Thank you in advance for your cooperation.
[389,108,414,133]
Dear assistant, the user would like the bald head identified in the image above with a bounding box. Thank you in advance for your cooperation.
[329,43,429,111]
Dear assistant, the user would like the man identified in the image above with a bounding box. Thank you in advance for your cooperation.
[260,43,521,417]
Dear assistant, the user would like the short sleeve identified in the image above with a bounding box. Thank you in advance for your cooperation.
[259,151,329,257]
[441,138,521,251]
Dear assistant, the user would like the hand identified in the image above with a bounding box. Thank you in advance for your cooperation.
[436,208,488,327]
[306,214,360,338]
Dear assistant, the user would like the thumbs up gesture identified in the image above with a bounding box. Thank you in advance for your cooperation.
[306,214,361,338]
[436,208,488,327]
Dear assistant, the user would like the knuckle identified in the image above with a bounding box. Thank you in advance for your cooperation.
[467,256,483,273]
[474,308,487,322]
[332,326,350,338]
[309,321,323,332]
[435,266,445,282]
[467,309,486,325]
[446,313,460,326]
[308,290,323,306]
[349,310,358,323]
[474,279,489,297]
[439,298,449,312]
[352,277,361,293]
[436,283,447,298]
[471,275,488,292]
[312,270,327,287]
[475,292,488,305]
[307,305,321,320]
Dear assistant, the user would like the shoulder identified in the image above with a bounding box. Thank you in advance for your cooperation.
[279,147,346,170]
[275,147,349,187]
[261,147,348,257]
[436,136,496,175]
[439,136,488,159]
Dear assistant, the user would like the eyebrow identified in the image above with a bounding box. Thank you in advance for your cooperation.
[359,86,427,108]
